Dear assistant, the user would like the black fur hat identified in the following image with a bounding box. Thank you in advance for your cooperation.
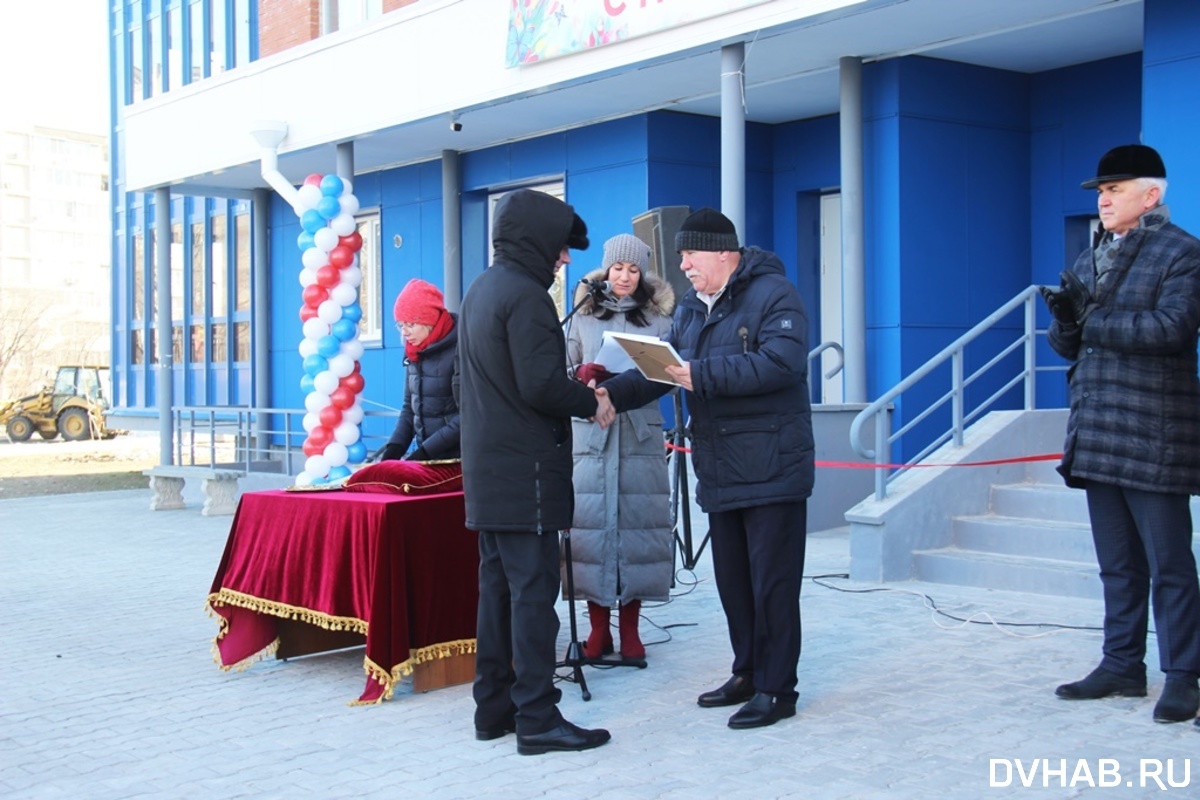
[1081,144,1166,189]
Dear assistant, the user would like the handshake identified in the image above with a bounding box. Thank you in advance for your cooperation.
[1040,270,1097,329]
[575,362,617,428]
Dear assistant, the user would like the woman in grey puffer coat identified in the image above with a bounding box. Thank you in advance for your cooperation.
[564,234,675,660]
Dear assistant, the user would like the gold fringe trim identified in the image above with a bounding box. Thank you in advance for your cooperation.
[206,588,369,636]
[204,595,282,672]
[348,639,478,706]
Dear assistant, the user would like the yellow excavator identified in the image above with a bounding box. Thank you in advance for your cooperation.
[0,366,115,442]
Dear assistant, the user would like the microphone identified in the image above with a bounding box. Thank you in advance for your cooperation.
[580,278,612,294]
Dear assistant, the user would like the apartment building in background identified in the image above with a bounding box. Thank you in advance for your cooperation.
[0,125,110,398]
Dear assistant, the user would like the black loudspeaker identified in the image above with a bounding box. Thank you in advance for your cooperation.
[633,206,692,300]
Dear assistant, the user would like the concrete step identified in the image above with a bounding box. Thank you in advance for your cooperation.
[990,482,1088,524]
[953,515,1095,563]
[913,548,1101,600]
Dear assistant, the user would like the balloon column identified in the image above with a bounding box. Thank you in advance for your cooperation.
[294,174,369,486]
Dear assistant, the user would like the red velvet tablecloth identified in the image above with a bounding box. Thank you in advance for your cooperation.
[205,489,479,704]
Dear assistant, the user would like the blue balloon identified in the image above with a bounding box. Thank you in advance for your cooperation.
[328,465,352,482]
[302,353,328,377]
[320,174,344,197]
[340,303,363,323]
[299,374,316,394]
[317,334,341,358]
[332,318,358,341]
[310,474,329,485]
[346,440,369,464]
[300,209,326,234]
[296,230,316,251]
[317,195,341,220]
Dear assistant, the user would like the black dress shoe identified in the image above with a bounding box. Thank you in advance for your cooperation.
[475,718,517,741]
[727,692,796,729]
[516,720,611,756]
[1055,667,1146,700]
[1153,679,1200,723]
[697,675,755,708]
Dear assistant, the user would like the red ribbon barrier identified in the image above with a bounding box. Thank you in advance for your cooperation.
[664,441,1062,469]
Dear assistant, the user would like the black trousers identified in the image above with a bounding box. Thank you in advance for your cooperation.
[473,530,564,735]
[1085,481,1200,681]
[707,500,807,702]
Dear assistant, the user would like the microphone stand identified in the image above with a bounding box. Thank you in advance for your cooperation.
[555,282,648,701]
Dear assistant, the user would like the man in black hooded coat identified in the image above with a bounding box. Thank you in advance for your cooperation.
[455,188,614,755]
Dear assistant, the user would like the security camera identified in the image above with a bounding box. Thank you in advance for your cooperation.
[450,120,463,132]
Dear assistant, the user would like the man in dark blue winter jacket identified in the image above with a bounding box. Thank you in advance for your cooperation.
[602,207,815,729]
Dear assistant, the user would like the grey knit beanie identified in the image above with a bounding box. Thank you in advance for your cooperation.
[602,233,651,272]
[674,207,740,252]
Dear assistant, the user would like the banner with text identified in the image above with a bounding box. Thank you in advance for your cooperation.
[506,0,771,66]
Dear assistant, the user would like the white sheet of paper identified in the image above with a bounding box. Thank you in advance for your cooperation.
[594,331,638,374]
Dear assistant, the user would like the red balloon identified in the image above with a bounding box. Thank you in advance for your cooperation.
[338,231,363,252]
[352,361,362,374]
[316,265,340,288]
[303,173,323,187]
[329,245,354,270]
[339,372,365,394]
[318,404,343,429]
[302,437,322,457]
[330,386,355,410]
[299,305,319,322]
[308,425,334,449]
[302,284,329,307]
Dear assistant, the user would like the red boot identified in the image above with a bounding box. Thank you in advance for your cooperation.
[618,600,645,659]
[582,602,613,659]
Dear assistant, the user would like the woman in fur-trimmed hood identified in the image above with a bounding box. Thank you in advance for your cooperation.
[564,233,676,661]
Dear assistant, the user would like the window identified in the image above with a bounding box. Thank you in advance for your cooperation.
[189,0,205,82]
[148,16,162,96]
[167,7,182,89]
[132,233,145,320]
[129,25,144,103]
[322,0,384,34]
[234,0,251,66]
[171,222,184,320]
[487,181,568,316]
[356,212,382,344]
[234,212,250,311]
[234,321,250,362]
[211,212,227,317]
[211,0,227,75]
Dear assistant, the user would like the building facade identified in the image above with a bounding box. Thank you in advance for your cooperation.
[108,0,1200,458]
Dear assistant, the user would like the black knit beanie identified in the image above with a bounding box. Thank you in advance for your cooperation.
[674,207,740,252]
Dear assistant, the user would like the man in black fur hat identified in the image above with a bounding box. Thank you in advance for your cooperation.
[1042,144,1200,726]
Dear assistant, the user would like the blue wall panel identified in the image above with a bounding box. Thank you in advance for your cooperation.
[1143,0,1200,232]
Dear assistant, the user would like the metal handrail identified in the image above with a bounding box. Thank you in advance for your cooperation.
[849,285,1065,500]
[808,340,845,381]
[169,404,400,472]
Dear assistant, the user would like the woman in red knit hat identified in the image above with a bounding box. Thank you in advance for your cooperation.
[378,278,460,462]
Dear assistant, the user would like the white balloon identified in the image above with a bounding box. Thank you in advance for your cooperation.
[342,404,364,425]
[298,267,317,287]
[294,471,316,487]
[313,370,338,395]
[302,411,319,433]
[323,441,349,467]
[334,420,361,446]
[305,392,332,413]
[305,454,331,477]
[341,339,364,360]
[313,227,339,253]
[339,179,354,197]
[302,317,329,341]
[330,212,356,236]
[301,246,327,271]
[342,265,363,288]
[297,183,323,211]
[298,338,318,359]
[317,299,343,324]
[328,354,354,378]
[339,194,360,216]
[330,282,357,306]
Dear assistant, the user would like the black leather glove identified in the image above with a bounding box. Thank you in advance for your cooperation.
[1039,284,1076,326]
[403,447,429,462]
[1060,270,1098,326]
[378,443,407,461]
